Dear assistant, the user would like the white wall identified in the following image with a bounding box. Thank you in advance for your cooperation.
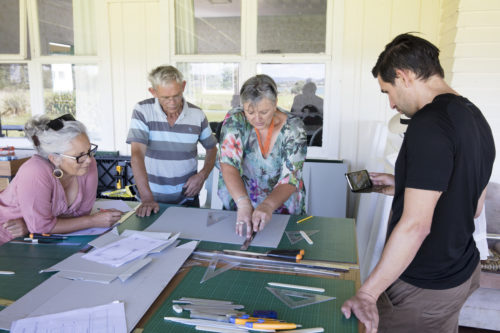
[441,0,500,183]
[104,0,166,154]
[101,0,500,195]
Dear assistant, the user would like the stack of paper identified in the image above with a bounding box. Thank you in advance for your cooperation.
[41,230,180,283]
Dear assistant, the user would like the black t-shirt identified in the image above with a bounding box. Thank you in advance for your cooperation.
[389,93,495,290]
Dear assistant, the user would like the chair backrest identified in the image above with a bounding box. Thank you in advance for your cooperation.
[301,104,319,114]
[309,127,322,146]
[209,121,223,142]
[303,115,323,126]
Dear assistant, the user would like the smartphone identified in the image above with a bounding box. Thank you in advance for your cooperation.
[345,170,373,192]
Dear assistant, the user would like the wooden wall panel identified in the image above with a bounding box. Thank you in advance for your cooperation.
[107,0,161,154]
[446,0,500,182]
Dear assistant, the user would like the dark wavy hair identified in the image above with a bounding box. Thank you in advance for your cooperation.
[372,33,444,84]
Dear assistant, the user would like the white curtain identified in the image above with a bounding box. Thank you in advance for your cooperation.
[175,0,197,54]
[354,122,392,282]
[72,0,96,55]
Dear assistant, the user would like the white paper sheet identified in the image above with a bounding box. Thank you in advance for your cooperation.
[91,200,132,214]
[55,201,137,236]
[10,301,127,333]
[41,253,152,284]
[82,233,170,267]
[145,207,290,247]
[0,241,198,332]
[40,230,181,284]
[58,226,112,236]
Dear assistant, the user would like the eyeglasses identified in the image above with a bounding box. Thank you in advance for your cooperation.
[157,94,183,103]
[47,114,76,131]
[58,144,98,164]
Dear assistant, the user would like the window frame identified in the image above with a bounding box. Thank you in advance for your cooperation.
[0,0,114,150]
[168,0,343,159]
[0,0,27,60]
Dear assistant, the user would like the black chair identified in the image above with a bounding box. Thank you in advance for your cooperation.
[209,121,223,142]
[309,127,323,146]
[301,104,319,115]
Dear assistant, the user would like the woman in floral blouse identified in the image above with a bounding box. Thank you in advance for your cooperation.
[217,75,307,239]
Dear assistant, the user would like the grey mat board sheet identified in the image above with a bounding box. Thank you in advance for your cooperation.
[0,241,197,332]
[145,207,290,247]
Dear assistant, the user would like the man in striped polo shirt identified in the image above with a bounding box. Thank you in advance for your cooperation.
[127,65,218,217]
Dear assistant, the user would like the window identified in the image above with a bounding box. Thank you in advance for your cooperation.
[37,0,96,56]
[258,63,325,147]
[0,0,100,143]
[173,0,331,149]
[175,0,241,55]
[257,0,327,54]
[0,64,30,137]
[0,0,22,55]
[178,62,239,122]
[42,64,101,139]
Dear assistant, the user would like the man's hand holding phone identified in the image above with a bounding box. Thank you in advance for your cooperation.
[345,170,395,195]
[368,172,395,195]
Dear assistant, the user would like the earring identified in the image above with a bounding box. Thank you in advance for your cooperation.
[53,168,63,178]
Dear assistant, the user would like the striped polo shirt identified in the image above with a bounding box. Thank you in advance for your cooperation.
[126,97,217,203]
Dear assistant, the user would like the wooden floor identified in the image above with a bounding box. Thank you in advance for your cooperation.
[459,327,498,332]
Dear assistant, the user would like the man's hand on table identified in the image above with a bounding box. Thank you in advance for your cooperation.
[341,290,379,333]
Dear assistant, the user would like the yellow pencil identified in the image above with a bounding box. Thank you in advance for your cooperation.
[296,215,313,224]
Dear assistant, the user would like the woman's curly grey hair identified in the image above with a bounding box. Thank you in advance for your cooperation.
[24,115,88,159]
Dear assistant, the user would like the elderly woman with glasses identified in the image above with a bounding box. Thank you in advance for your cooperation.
[218,75,307,239]
[0,114,123,245]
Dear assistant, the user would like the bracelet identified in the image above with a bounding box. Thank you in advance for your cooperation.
[235,195,250,206]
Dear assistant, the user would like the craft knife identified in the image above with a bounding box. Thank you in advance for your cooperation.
[240,231,256,250]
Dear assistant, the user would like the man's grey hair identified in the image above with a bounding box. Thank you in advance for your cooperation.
[148,65,184,88]
[239,74,278,106]
[24,115,88,159]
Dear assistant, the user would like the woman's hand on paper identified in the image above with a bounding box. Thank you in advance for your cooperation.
[236,203,253,238]
[252,202,273,232]
[92,209,124,227]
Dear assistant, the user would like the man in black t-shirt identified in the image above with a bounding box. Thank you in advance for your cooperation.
[341,33,495,333]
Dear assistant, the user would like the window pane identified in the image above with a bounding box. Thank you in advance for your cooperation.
[0,64,30,137]
[177,62,239,122]
[38,0,96,56]
[0,0,20,54]
[42,64,101,139]
[257,0,327,54]
[175,0,241,55]
[258,63,325,147]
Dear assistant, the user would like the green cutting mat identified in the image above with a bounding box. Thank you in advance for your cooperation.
[143,266,358,332]
[193,214,358,264]
[126,205,359,263]
[0,235,94,302]
[116,205,168,233]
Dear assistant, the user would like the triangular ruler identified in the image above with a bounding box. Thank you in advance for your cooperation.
[200,255,240,283]
[206,211,231,227]
[266,287,335,309]
[285,230,319,245]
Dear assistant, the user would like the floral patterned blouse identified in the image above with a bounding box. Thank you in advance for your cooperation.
[217,107,307,214]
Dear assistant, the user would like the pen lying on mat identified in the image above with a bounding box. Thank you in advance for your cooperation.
[29,233,68,240]
[223,249,305,262]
